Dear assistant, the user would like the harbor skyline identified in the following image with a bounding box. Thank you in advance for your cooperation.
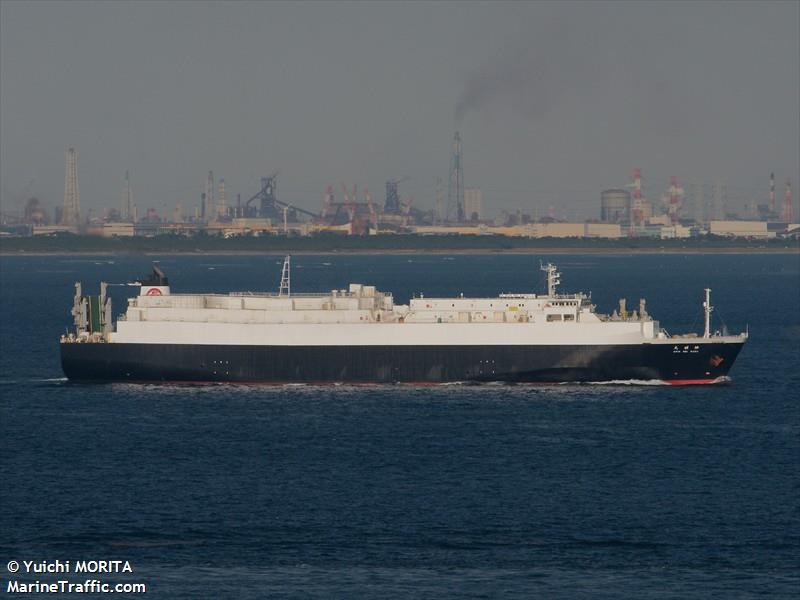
[1,1,798,221]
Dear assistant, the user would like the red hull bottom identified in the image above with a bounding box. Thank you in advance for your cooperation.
[663,378,726,385]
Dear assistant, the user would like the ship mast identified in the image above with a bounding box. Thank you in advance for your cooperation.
[541,263,560,297]
[703,288,713,338]
[279,255,291,297]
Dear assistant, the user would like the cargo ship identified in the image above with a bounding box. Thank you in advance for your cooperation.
[60,259,747,384]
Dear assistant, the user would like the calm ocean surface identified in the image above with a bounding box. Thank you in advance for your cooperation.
[1,253,798,598]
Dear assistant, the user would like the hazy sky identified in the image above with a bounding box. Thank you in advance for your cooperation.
[1,1,798,220]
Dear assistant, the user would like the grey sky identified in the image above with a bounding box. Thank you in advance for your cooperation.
[1,0,798,220]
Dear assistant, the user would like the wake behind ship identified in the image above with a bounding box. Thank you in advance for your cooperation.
[60,260,746,385]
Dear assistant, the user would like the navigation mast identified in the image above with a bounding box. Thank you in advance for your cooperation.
[541,263,561,297]
[279,255,291,297]
[703,288,713,338]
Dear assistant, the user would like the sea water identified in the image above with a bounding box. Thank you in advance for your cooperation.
[1,253,798,598]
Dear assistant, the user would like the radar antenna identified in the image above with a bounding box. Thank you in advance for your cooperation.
[279,255,291,297]
[541,262,561,297]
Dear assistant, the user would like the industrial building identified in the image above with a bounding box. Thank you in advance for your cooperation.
[600,189,630,223]
[411,223,624,239]
[709,221,774,238]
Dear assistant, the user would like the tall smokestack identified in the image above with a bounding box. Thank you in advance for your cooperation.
[629,168,643,235]
[447,132,465,222]
[218,178,226,218]
[62,148,80,226]
[782,179,793,223]
[204,171,214,223]
[770,172,776,216]
[122,170,133,222]
[669,176,677,223]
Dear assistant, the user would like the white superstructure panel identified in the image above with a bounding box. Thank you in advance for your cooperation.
[112,320,655,346]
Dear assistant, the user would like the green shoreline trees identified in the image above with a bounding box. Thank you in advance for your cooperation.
[1,233,796,254]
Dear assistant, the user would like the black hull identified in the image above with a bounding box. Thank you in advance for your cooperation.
[61,341,744,385]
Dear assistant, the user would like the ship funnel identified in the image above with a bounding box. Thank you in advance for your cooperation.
[139,263,170,296]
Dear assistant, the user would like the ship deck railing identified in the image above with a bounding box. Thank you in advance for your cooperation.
[228,292,346,298]
[200,291,386,299]
[596,313,653,323]
[497,292,589,300]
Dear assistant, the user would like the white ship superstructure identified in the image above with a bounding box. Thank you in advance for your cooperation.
[113,264,660,347]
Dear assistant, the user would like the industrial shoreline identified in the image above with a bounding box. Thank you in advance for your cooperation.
[2,231,798,256]
[2,246,798,256]
[10,144,797,244]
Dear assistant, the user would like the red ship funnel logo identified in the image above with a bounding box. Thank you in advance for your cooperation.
[709,355,724,367]
[146,288,163,296]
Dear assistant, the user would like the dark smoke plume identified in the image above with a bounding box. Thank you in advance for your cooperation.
[454,20,582,126]
[453,12,694,140]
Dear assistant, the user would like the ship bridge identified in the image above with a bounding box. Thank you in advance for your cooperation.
[404,290,601,325]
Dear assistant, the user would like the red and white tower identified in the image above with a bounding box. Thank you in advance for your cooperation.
[667,175,684,224]
[322,185,334,218]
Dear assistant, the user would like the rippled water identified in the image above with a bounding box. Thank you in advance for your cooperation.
[1,253,798,598]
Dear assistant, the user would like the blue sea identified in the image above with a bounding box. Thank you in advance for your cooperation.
[1,253,798,598]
